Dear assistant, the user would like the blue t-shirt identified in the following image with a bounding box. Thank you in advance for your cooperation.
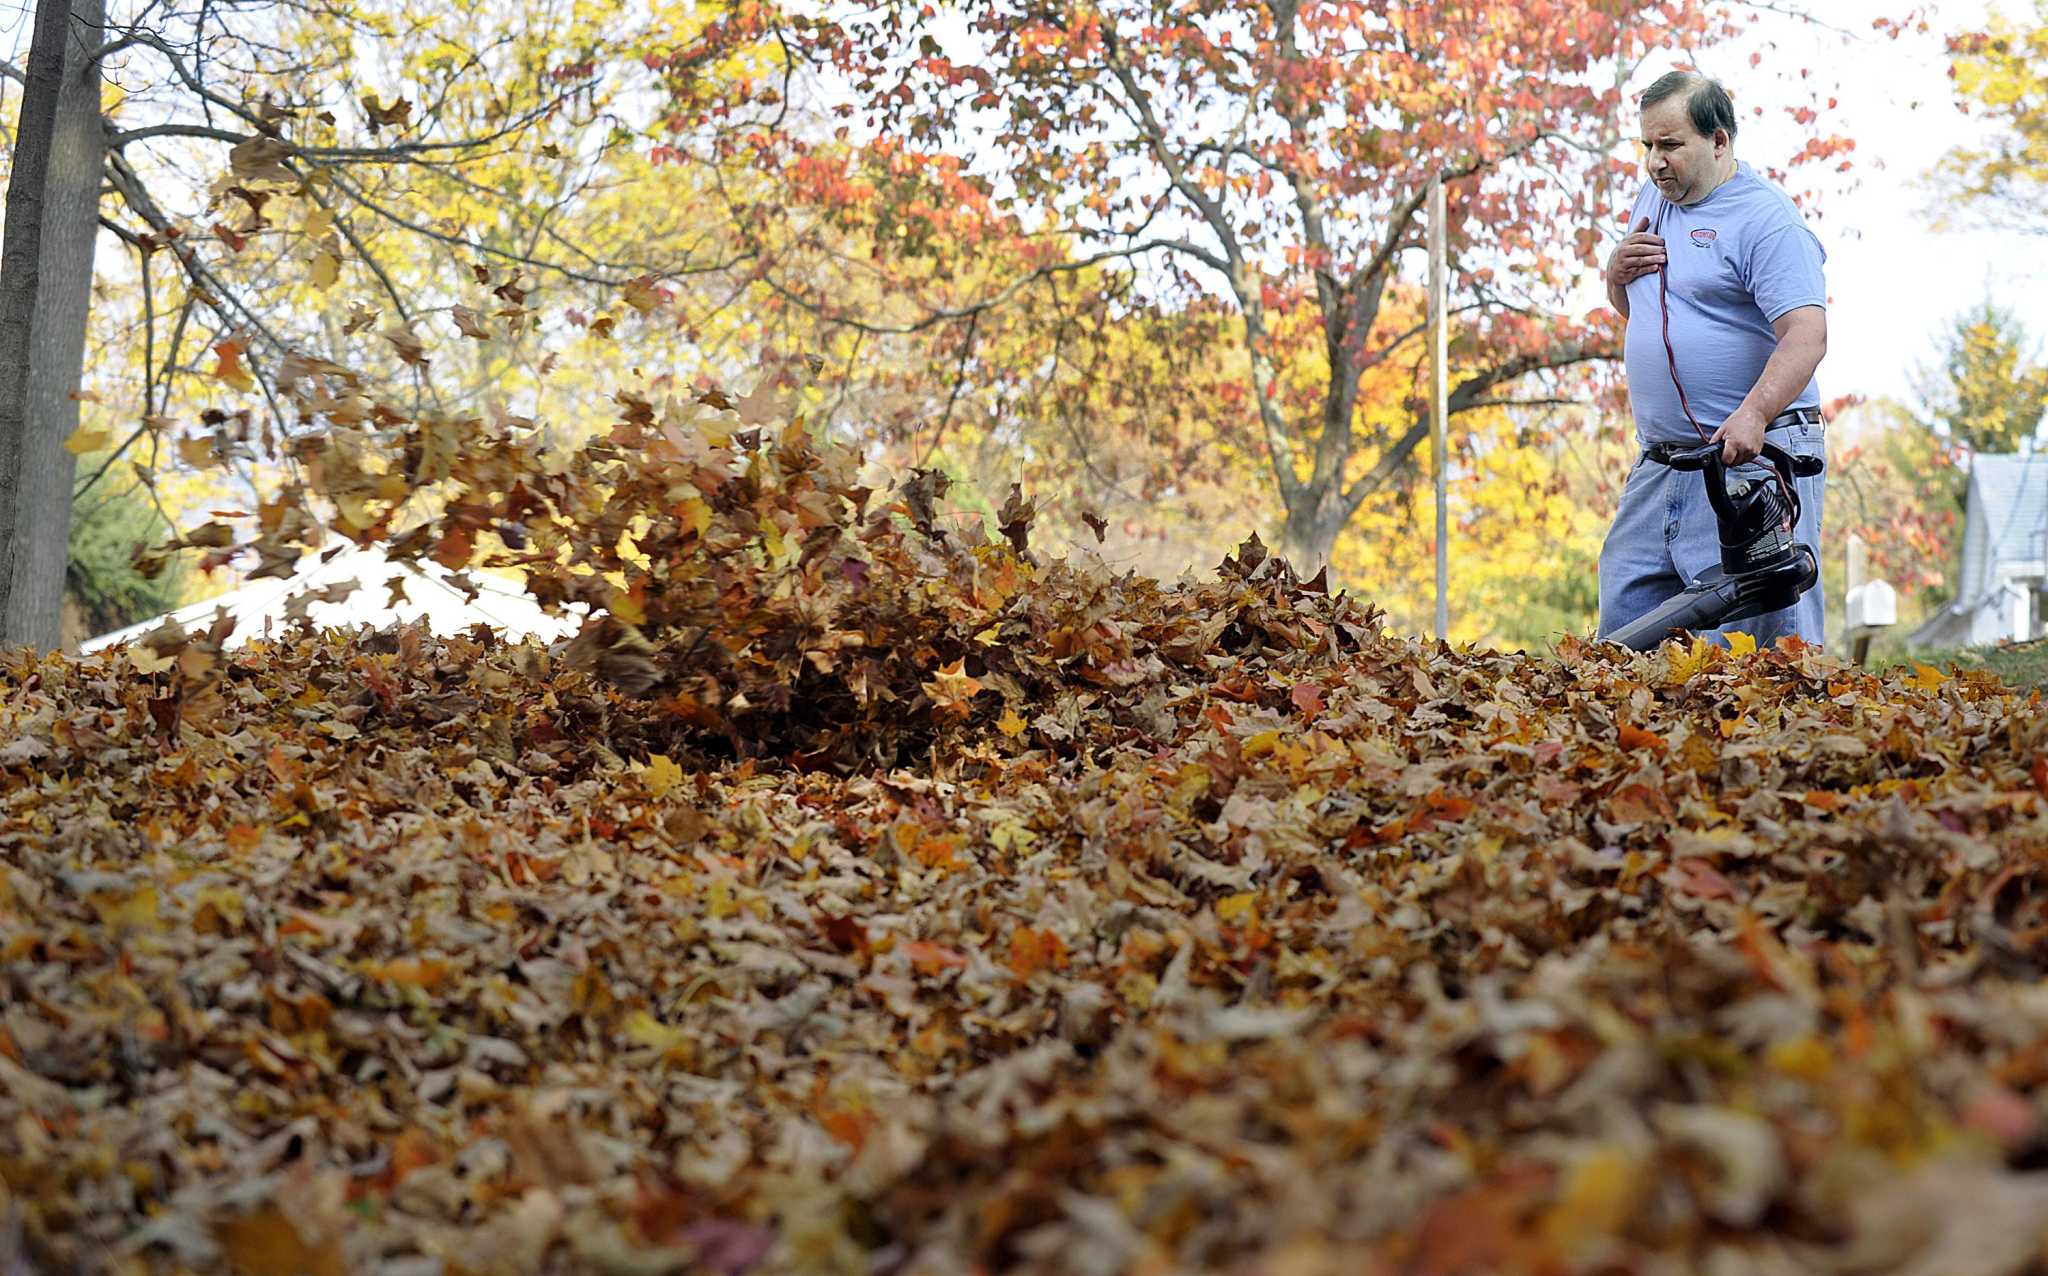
[1623,161,1828,446]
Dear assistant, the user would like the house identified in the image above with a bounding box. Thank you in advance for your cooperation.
[1908,449,2048,649]
[79,540,583,655]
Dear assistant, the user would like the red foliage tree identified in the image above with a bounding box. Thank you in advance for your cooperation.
[670,1,1863,570]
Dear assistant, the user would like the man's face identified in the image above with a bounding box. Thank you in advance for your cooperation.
[1639,98,1728,206]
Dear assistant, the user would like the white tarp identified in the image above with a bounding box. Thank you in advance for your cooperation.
[79,541,583,654]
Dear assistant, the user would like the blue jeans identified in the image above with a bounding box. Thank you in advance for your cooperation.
[1597,421,1827,649]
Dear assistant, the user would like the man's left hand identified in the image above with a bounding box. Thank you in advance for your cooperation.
[1710,408,1768,467]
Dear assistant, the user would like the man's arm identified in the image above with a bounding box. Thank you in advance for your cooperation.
[1709,305,1828,464]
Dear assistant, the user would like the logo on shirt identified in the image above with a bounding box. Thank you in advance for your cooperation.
[1690,228,1718,247]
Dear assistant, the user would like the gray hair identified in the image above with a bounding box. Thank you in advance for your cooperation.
[1641,71,1738,143]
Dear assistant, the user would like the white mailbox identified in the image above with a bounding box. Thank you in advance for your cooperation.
[1846,580,1897,630]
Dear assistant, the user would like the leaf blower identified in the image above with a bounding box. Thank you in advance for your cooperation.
[1605,439,1824,652]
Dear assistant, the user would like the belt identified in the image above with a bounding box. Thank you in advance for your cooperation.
[1769,406,1823,429]
[1638,407,1825,459]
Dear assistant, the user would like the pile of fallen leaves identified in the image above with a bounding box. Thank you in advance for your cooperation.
[7,385,2048,1276]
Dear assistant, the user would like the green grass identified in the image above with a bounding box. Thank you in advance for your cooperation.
[1883,638,2048,690]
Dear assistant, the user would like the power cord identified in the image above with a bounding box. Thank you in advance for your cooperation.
[1651,195,1798,528]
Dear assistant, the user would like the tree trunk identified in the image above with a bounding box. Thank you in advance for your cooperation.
[3,0,105,651]
[1279,487,1345,578]
[0,0,75,649]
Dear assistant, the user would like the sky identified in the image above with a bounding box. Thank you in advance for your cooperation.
[1604,0,2048,411]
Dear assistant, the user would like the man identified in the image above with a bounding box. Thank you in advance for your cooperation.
[1597,71,1830,649]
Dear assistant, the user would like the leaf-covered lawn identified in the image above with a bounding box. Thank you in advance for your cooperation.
[8,401,2048,1275]
[1901,639,2048,693]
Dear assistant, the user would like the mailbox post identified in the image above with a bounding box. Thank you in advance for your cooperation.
[1843,534,1896,665]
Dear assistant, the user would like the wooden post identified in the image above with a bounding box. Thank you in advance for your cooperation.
[1429,174,1449,642]
[1847,533,1872,665]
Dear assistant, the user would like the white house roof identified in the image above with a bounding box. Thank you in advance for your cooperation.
[80,541,583,654]
[1965,453,2048,573]
[1908,585,2003,650]
[1907,450,2048,649]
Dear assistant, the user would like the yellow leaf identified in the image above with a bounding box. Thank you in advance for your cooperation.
[191,884,246,934]
[988,820,1036,853]
[303,207,334,240]
[216,1204,346,1276]
[1666,636,1715,682]
[996,708,1028,738]
[1909,662,1949,693]
[90,884,160,933]
[760,517,789,564]
[621,1010,692,1061]
[309,250,339,290]
[1725,630,1758,657]
[63,424,111,456]
[676,496,711,538]
[642,753,682,799]
[1216,891,1259,926]
[704,878,737,919]
[1540,1146,1643,1250]
[1242,729,1280,759]
[127,644,176,675]
[609,588,646,626]
[1767,1034,1833,1081]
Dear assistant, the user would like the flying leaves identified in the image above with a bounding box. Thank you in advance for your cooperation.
[227,135,295,185]
[62,423,112,455]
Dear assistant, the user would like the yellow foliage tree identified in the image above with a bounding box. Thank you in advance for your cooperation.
[1935,0,2048,235]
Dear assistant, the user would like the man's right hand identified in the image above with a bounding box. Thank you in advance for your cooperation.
[1607,216,1667,292]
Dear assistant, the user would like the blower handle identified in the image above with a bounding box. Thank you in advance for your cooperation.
[1647,441,1823,525]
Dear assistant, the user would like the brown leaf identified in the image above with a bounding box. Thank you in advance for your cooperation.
[383,326,428,366]
[996,483,1035,558]
[227,136,296,184]
[359,91,414,133]
[451,305,492,341]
